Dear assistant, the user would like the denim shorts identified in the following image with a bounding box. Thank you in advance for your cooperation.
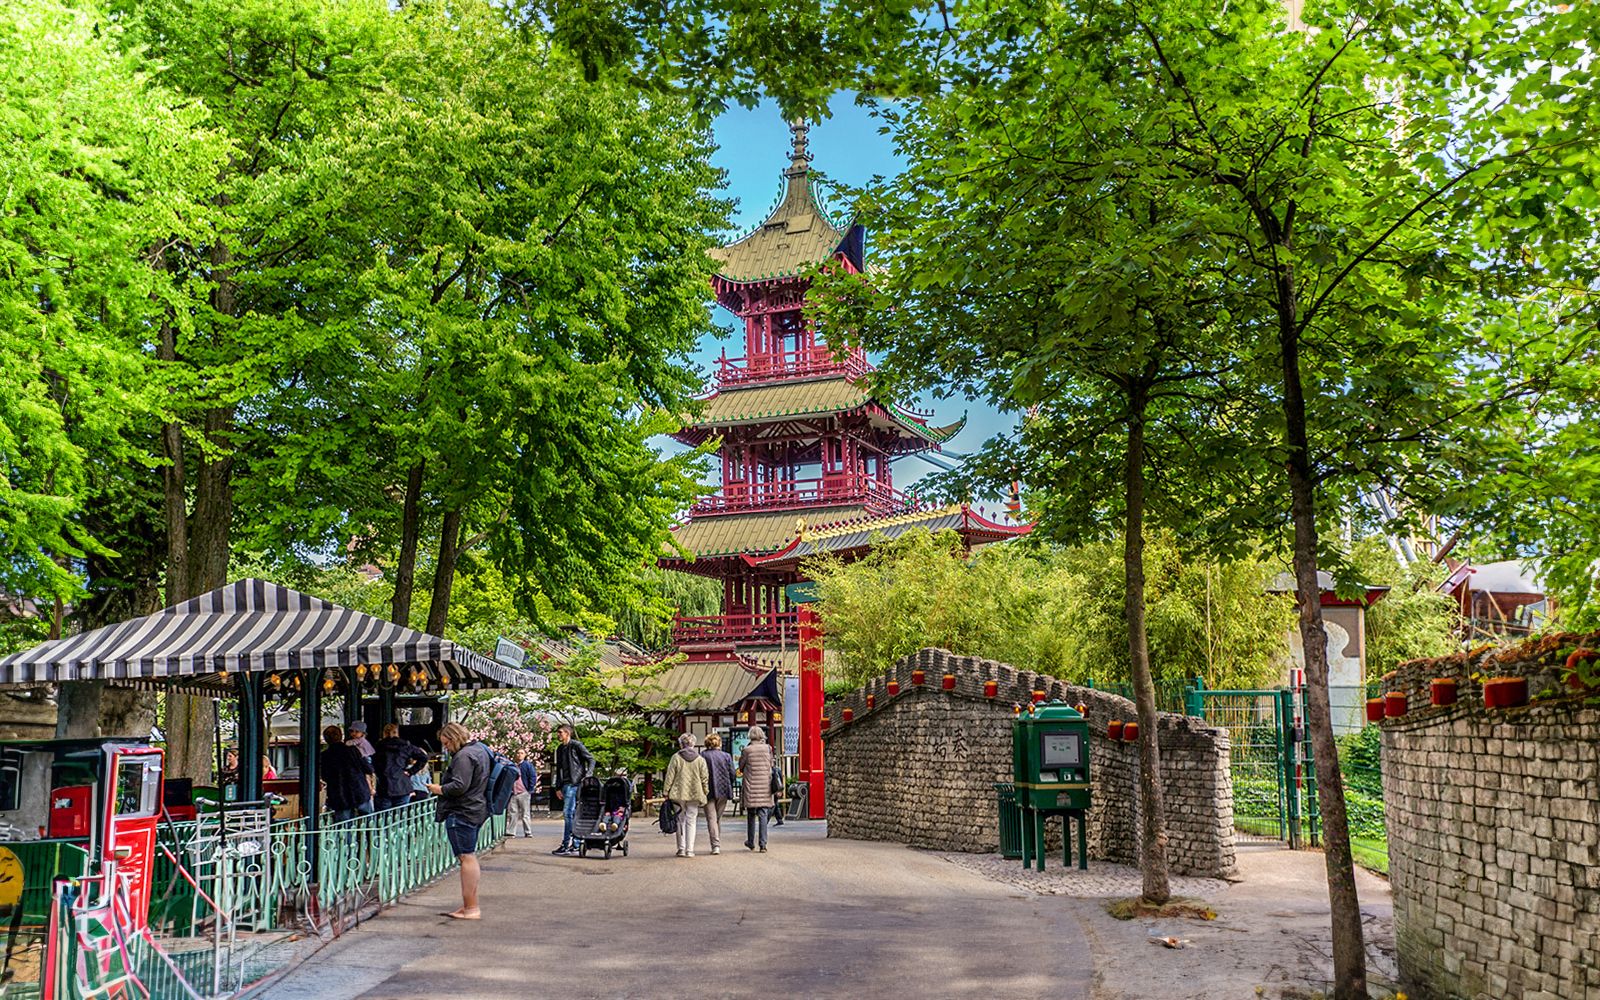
[444,815,483,856]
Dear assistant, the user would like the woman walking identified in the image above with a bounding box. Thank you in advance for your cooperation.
[739,725,776,852]
[662,733,709,857]
[700,733,736,855]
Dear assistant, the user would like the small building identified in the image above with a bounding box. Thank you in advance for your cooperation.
[1438,559,1547,638]
[1269,570,1389,734]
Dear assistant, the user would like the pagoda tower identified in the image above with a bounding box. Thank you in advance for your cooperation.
[661,122,1030,666]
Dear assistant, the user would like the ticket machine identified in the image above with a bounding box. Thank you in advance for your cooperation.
[1011,703,1091,870]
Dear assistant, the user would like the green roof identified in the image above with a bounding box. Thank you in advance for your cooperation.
[678,377,965,444]
[710,123,850,282]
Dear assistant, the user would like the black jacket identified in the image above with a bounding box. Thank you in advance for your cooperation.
[553,738,595,787]
[373,737,429,799]
[320,743,374,811]
[436,740,493,826]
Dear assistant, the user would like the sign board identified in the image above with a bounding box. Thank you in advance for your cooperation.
[783,675,800,755]
[784,581,819,605]
[494,637,526,670]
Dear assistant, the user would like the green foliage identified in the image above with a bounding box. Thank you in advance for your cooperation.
[809,528,1292,691]
[1346,539,1462,676]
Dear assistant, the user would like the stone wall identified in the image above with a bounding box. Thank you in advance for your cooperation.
[1379,632,1600,1000]
[822,648,1237,878]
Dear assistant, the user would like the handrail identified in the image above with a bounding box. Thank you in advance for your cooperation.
[672,611,799,645]
[716,347,871,386]
[691,476,918,517]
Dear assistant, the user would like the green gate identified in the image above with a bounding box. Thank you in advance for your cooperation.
[1186,687,1319,848]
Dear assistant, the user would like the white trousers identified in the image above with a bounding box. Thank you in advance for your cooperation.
[507,791,534,837]
[675,802,702,855]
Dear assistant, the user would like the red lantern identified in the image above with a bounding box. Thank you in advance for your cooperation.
[1075,703,1087,715]
[866,693,876,710]
[912,669,926,686]
[1031,689,1046,704]
[1431,678,1458,707]
[983,680,998,699]
[1365,699,1385,723]
[1483,676,1528,709]
[1106,720,1124,740]
[1384,692,1408,718]
[942,673,956,691]
[821,716,831,731]
[1122,721,1140,741]
[887,679,900,696]
[842,707,854,722]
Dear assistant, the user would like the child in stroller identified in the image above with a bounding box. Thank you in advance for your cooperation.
[574,774,632,859]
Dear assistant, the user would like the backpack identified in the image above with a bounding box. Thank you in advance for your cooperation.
[657,799,679,834]
[486,749,518,816]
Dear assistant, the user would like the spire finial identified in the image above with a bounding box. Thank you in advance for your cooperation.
[786,119,812,175]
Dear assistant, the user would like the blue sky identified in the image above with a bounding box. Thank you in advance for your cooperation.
[688,96,1015,496]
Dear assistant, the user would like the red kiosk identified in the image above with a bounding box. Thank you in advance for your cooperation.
[659,122,1032,816]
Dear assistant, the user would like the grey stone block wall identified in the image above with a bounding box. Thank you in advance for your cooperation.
[821,648,1236,878]
[1380,633,1600,1000]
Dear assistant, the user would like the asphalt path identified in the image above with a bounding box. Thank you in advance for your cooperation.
[267,816,1093,1000]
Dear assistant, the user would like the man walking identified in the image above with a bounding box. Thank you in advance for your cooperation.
[427,722,492,920]
[551,724,594,856]
[663,733,709,858]
[508,749,538,838]
[700,733,736,855]
[319,725,375,822]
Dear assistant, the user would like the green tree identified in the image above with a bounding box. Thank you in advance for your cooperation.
[1345,540,1460,675]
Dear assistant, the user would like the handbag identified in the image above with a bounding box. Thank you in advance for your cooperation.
[769,765,783,796]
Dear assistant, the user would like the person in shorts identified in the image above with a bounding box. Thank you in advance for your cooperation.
[427,722,492,920]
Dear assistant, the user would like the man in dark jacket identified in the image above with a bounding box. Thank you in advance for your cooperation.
[700,733,737,855]
[426,722,492,919]
[319,726,375,822]
[372,724,429,812]
[550,724,595,856]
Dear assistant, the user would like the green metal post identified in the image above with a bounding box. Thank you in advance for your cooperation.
[1033,810,1046,872]
[300,681,323,879]
[1063,814,1071,868]
[1185,677,1206,719]
[237,672,265,803]
[1077,811,1088,870]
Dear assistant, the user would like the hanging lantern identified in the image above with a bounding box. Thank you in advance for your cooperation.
[772,710,783,724]
[387,665,400,683]
[865,693,876,710]
[941,673,956,691]
[911,669,926,686]
[841,707,854,722]
[886,679,900,696]
[323,673,336,693]
[983,680,998,699]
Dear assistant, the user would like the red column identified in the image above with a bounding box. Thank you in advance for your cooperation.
[798,605,825,818]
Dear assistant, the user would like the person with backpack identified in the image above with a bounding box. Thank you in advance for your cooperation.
[739,725,776,852]
[507,748,537,838]
[550,724,595,856]
[427,722,492,920]
[700,732,736,855]
[662,733,709,858]
[372,723,428,812]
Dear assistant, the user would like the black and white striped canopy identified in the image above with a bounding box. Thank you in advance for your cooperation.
[0,579,544,693]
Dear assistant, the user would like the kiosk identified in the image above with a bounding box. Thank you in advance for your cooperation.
[1011,703,1090,871]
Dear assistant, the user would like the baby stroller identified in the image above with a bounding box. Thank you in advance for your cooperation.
[575,774,632,859]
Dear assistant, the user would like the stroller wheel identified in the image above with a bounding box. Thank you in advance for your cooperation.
[604,844,613,859]
[579,843,587,858]
[621,841,628,856]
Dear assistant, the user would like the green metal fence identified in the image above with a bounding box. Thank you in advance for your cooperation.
[993,784,1022,860]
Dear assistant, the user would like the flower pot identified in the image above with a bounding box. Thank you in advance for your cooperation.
[1365,699,1385,723]
[1384,692,1408,718]
[841,707,854,722]
[983,680,998,699]
[1031,689,1046,704]
[911,669,926,686]
[865,694,876,710]
[820,716,831,731]
[1106,720,1124,740]
[1430,678,1458,707]
[942,673,956,691]
[1122,721,1140,741]
[1483,676,1528,709]
[887,679,900,696]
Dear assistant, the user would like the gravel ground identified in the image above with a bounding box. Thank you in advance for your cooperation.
[944,842,1400,1000]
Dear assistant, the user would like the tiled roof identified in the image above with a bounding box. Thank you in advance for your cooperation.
[710,174,849,282]
[753,504,1034,567]
[665,505,870,560]
[614,660,772,712]
[683,377,963,444]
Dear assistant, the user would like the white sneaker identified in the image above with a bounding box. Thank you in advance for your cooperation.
[686,852,695,858]
[711,847,720,855]
[675,849,685,857]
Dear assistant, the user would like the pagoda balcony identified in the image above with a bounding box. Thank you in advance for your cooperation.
[715,347,871,386]
[671,611,800,646]
[691,476,919,517]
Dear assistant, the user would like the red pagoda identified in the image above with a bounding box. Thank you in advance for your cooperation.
[660,121,1032,666]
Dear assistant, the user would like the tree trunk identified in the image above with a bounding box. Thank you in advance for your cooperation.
[55,683,103,739]
[391,461,426,626]
[1277,268,1368,1000]
[1123,383,1171,904]
[425,508,461,637]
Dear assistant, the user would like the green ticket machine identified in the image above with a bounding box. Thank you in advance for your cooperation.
[1010,702,1090,870]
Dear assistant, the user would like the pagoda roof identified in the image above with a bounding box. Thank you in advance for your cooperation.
[673,376,965,445]
[664,504,870,563]
[751,504,1034,570]
[710,121,862,283]
[609,658,773,712]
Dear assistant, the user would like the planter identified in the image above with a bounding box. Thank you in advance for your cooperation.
[820,716,831,731]
[841,707,854,722]
[1483,676,1529,709]
[941,673,956,691]
[1430,678,1459,707]
[1365,698,1385,723]
[865,694,876,710]
[1384,692,1408,718]
[886,679,900,696]
[1031,689,1046,704]
[911,669,926,686]
[1122,721,1140,741]
[1106,720,1124,740]
[983,680,998,699]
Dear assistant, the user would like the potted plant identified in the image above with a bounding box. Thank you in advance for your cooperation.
[1430,678,1458,706]
[1483,676,1529,709]
[1384,691,1408,717]
[1365,698,1386,723]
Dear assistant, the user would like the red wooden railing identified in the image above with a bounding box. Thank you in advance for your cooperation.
[691,476,918,517]
[671,611,800,646]
[716,347,871,385]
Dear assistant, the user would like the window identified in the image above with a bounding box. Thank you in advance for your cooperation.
[113,757,161,817]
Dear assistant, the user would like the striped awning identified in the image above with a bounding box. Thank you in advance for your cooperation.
[0,579,544,693]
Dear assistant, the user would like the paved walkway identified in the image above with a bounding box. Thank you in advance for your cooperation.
[268,817,1094,1000]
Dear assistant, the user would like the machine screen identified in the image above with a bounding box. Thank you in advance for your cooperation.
[1040,731,1082,769]
[114,757,161,817]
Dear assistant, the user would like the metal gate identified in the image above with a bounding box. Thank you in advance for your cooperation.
[1187,687,1320,848]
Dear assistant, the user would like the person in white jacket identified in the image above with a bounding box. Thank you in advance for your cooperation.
[662,733,709,858]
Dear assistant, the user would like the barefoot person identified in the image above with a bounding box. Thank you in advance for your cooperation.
[427,722,492,920]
